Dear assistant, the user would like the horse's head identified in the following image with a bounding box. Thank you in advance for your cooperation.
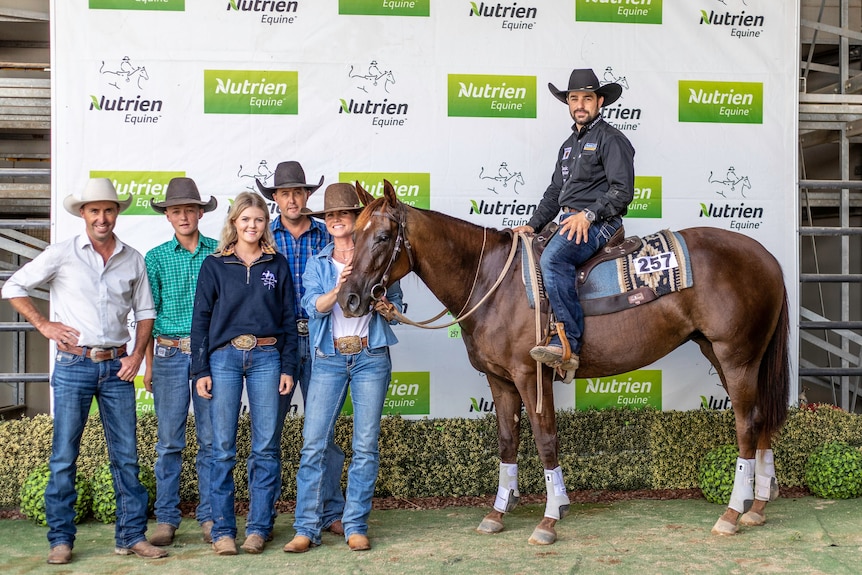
[339,180,413,317]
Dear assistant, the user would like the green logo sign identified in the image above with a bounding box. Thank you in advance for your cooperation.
[339,0,429,16]
[627,176,662,218]
[576,0,662,24]
[339,172,431,210]
[90,0,185,10]
[90,375,154,417]
[448,74,536,118]
[575,369,662,410]
[90,170,185,216]
[678,80,763,124]
[204,70,298,115]
[342,372,431,416]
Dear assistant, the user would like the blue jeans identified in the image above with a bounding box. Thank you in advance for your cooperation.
[293,346,391,544]
[152,343,213,527]
[540,214,622,354]
[207,344,281,542]
[47,351,149,550]
[273,335,345,529]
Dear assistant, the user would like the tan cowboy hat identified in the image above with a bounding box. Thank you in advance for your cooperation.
[548,68,623,107]
[150,177,218,214]
[255,161,324,201]
[302,183,364,218]
[63,178,132,216]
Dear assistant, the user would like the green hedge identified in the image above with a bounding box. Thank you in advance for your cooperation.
[1,406,861,508]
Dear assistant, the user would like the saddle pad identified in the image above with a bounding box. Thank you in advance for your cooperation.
[580,230,693,315]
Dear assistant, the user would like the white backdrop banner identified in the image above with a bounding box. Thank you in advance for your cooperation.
[50,0,799,418]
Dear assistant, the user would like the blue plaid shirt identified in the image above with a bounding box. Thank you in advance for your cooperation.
[271,216,332,320]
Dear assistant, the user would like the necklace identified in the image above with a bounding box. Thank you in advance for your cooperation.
[334,246,355,253]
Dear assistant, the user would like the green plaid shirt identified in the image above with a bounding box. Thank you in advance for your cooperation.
[145,234,218,338]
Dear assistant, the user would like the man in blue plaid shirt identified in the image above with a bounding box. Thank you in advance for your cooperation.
[143,177,219,547]
[256,161,346,536]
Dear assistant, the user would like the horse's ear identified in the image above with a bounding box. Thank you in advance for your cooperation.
[354,181,375,207]
[383,179,399,206]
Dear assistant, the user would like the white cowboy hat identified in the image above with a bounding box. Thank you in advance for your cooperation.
[63,178,132,217]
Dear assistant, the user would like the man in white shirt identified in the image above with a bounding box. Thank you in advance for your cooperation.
[2,178,167,564]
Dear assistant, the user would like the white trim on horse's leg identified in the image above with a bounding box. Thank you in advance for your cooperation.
[543,466,570,520]
[728,457,755,514]
[493,462,520,513]
[754,448,779,502]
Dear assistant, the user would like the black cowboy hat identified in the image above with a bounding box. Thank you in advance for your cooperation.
[255,161,324,201]
[150,177,218,214]
[548,68,622,107]
[302,183,364,218]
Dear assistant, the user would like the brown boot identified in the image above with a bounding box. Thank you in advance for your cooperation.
[282,535,317,553]
[148,523,176,546]
[240,533,266,554]
[115,540,169,558]
[47,544,72,564]
[347,534,371,551]
[325,519,344,536]
[201,520,214,544]
[212,537,237,556]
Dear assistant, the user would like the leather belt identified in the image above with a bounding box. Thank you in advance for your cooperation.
[66,345,126,363]
[296,319,309,336]
[562,206,579,213]
[156,335,191,354]
[230,335,277,351]
[334,336,368,355]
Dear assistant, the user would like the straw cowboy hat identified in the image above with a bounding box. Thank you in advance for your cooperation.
[302,183,364,218]
[63,178,131,217]
[255,161,324,201]
[548,68,623,107]
[150,177,218,214]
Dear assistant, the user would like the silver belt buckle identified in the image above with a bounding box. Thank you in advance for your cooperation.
[231,334,257,351]
[335,335,362,355]
[87,347,115,362]
[296,319,309,336]
[179,337,191,354]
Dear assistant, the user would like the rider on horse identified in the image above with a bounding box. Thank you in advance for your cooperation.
[514,68,635,373]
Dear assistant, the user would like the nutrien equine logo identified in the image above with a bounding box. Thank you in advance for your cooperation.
[699,167,763,232]
[575,369,663,410]
[90,0,185,10]
[468,1,538,31]
[204,70,298,114]
[338,0,429,17]
[575,0,662,25]
[342,372,431,416]
[340,61,408,128]
[599,66,642,132]
[627,176,662,218]
[448,74,536,118]
[226,0,299,26]
[89,170,185,216]
[89,58,163,126]
[678,80,763,124]
[700,0,764,39]
[339,172,431,210]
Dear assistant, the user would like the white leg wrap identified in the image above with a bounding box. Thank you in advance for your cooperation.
[543,466,570,520]
[728,458,755,514]
[493,463,520,513]
[754,449,779,501]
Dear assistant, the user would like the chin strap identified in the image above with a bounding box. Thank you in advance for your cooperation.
[493,462,520,513]
[728,457,755,514]
[754,449,779,501]
[543,466,570,520]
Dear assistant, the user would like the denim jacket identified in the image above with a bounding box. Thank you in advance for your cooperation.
[301,243,403,356]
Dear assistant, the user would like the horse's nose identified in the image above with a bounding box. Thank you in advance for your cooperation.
[344,292,362,315]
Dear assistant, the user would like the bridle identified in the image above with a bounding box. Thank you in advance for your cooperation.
[367,208,414,302]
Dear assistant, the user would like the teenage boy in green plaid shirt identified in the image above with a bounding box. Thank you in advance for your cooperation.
[143,177,219,547]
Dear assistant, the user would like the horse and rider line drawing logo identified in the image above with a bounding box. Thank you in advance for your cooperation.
[479,162,525,194]
[349,60,396,94]
[99,56,149,91]
[708,166,751,198]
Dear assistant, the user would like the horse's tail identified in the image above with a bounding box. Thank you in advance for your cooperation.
[757,287,790,438]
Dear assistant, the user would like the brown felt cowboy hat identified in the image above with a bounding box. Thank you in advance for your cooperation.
[150,177,218,214]
[302,183,364,218]
[548,68,623,107]
[63,178,132,216]
[255,161,324,201]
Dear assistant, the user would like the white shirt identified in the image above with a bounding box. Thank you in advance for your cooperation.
[331,259,371,340]
[2,234,156,347]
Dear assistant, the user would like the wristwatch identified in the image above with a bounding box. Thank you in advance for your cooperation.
[583,209,596,223]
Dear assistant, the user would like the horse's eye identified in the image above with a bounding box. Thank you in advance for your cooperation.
[374,232,390,244]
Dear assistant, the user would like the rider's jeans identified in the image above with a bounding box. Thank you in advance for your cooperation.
[540,213,622,354]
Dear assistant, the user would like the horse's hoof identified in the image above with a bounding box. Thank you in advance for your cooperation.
[711,517,739,535]
[527,527,556,545]
[476,518,504,534]
[739,511,766,526]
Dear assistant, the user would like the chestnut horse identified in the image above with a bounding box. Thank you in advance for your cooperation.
[340,181,790,544]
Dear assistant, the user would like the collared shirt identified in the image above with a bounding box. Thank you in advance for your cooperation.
[1,234,156,347]
[527,116,635,232]
[145,234,217,338]
[270,216,331,320]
